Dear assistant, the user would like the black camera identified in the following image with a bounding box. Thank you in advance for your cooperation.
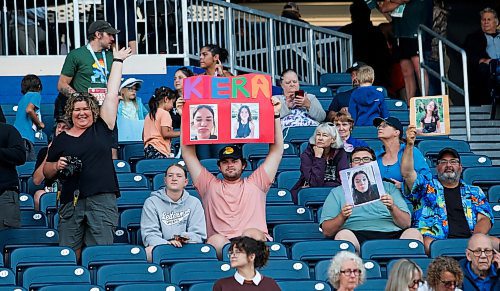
[59,156,83,180]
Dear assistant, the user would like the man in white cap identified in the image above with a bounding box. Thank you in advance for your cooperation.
[118,78,148,120]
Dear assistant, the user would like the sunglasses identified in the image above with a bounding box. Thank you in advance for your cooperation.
[440,280,457,288]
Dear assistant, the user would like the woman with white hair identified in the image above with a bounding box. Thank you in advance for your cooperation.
[328,251,366,291]
[291,122,348,203]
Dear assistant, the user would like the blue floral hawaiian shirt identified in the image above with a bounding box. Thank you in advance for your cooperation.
[404,174,494,240]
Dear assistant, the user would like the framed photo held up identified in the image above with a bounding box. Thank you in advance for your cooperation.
[339,161,384,207]
[409,95,450,136]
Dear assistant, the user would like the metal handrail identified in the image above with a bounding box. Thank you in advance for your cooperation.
[417,24,471,141]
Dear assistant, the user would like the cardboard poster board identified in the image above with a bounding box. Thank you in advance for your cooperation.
[340,161,384,207]
[181,74,274,145]
[409,95,450,136]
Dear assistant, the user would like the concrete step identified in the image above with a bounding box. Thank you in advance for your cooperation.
[450,105,491,113]
[450,114,491,121]
[470,143,500,151]
[450,135,500,142]
[450,128,500,135]
[449,120,500,127]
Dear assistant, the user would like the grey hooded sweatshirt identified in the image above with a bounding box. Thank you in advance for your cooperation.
[140,188,207,247]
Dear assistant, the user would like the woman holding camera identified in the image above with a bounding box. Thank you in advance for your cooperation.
[43,46,132,259]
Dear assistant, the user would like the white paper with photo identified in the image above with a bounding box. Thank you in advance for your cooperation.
[340,161,384,207]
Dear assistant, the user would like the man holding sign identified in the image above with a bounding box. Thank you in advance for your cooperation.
[178,96,284,258]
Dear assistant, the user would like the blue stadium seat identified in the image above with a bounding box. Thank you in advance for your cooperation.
[266,188,294,205]
[266,205,314,225]
[462,167,500,190]
[242,143,297,170]
[153,172,193,190]
[38,192,57,228]
[273,223,325,244]
[121,142,145,164]
[96,263,164,290]
[386,258,432,278]
[10,246,76,284]
[361,239,427,261]
[336,85,353,94]
[114,283,180,291]
[26,177,44,195]
[116,173,150,190]
[170,261,232,287]
[429,238,469,259]
[22,266,91,290]
[16,162,36,190]
[283,126,317,146]
[20,210,47,228]
[299,141,309,154]
[186,189,202,201]
[417,140,471,159]
[0,268,15,286]
[488,185,500,202]
[364,139,383,151]
[222,242,288,262]
[355,278,388,291]
[301,85,334,98]
[351,126,378,139]
[277,280,332,291]
[188,282,214,291]
[117,190,151,211]
[455,154,492,168]
[119,209,142,244]
[318,98,333,111]
[81,245,147,279]
[362,260,382,279]
[38,285,104,291]
[320,73,352,88]
[389,111,410,125]
[291,240,355,262]
[297,187,332,208]
[200,159,220,174]
[257,157,301,174]
[491,203,500,219]
[260,259,310,280]
[113,160,131,173]
[18,194,34,210]
[277,171,301,190]
[135,159,183,177]
[152,244,218,270]
[0,229,59,264]
[385,99,408,111]
[0,104,17,116]
[314,259,381,281]
[489,222,500,236]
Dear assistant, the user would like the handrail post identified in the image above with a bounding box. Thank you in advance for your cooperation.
[461,50,471,142]
[417,29,425,96]
[308,29,316,85]
[181,0,190,66]
[73,0,81,49]
[268,18,276,85]
[226,5,235,75]
[438,40,446,95]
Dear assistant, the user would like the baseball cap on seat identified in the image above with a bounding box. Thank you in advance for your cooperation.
[373,116,404,138]
[218,145,243,161]
[88,20,120,35]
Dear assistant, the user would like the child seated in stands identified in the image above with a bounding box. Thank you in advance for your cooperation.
[117,78,148,120]
[348,65,389,126]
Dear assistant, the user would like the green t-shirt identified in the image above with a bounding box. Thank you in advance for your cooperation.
[60,45,113,93]
[320,181,410,232]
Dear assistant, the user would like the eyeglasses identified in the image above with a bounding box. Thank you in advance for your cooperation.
[408,279,424,288]
[340,269,362,276]
[227,250,245,258]
[467,248,493,257]
[440,280,457,288]
[437,159,460,166]
[352,157,373,163]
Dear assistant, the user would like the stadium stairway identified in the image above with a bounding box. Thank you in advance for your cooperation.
[449,105,500,165]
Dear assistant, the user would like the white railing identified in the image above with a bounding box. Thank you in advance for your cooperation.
[1,0,352,84]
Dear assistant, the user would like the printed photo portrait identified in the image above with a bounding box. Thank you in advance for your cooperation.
[231,103,260,139]
[189,104,219,141]
[340,161,384,207]
[410,95,450,136]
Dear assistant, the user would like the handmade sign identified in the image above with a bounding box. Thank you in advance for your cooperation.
[182,74,274,145]
[409,95,450,136]
[340,161,384,207]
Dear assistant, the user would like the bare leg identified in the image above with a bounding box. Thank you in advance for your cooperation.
[241,228,266,241]
[423,236,434,256]
[400,59,416,103]
[145,246,154,262]
[34,190,46,211]
[334,229,360,252]
[400,228,423,243]
[411,55,429,96]
[207,234,230,259]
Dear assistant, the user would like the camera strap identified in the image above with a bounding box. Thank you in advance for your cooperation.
[73,189,80,208]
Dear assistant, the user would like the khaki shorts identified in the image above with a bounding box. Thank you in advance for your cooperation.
[58,193,118,250]
[0,190,21,230]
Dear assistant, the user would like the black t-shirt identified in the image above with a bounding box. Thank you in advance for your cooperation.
[169,108,181,130]
[444,185,471,238]
[328,89,354,113]
[47,118,119,204]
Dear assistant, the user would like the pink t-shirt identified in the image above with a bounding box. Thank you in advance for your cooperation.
[143,108,172,157]
[194,166,272,239]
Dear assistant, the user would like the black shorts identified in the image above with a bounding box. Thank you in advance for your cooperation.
[397,38,419,60]
[351,229,406,245]
[0,190,21,229]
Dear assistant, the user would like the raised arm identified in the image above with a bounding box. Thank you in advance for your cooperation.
[260,96,284,181]
[100,47,132,130]
[178,97,204,183]
[401,125,418,190]
[378,0,407,13]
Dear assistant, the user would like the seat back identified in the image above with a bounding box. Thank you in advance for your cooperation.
[266,188,294,205]
[116,173,150,190]
[429,238,469,259]
[273,223,325,244]
[135,159,183,177]
[152,244,218,267]
[19,194,34,210]
[291,240,355,262]
[38,285,104,291]
[222,242,288,262]
[360,239,427,260]
[462,167,500,190]
[117,190,151,211]
[276,171,301,190]
[81,245,147,271]
[301,85,334,98]
[119,209,143,244]
[170,261,232,286]
[488,185,500,202]
[297,187,332,207]
[113,160,132,173]
[260,259,310,280]
[22,266,90,290]
[266,205,314,225]
[386,258,432,278]
[96,263,164,289]
[114,283,180,291]
[277,280,332,291]
[20,210,47,228]
[319,73,352,88]
[0,268,15,286]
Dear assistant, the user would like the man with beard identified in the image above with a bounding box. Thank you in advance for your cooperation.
[460,234,499,291]
[401,125,494,254]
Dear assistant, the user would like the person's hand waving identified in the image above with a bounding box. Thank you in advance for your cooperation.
[113,46,133,62]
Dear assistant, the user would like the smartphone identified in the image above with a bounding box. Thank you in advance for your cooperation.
[382,178,395,184]
[174,235,189,243]
[294,90,305,98]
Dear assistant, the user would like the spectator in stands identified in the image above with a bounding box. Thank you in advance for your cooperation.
[464,8,500,105]
[199,44,233,77]
[0,123,26,230]
[420,256,464,291]
[172,67,195,130]
[379,0,432,103]
[328,251,366,291]
[280,2,308,24]
[43,47,132,259]
[385,259,424,291]
[143,87,179,159]
[117,78,148,120]
[140,164,207,262]
[14,74,45,161]
[460,233,499,290]
[320,146,422,251]
[178,97,283,258]
[8,8,46,55]
[232,105,255,139]
[374,117,429,188]
[57,20,120,159]
[401,125,494,254]
[348,65,389,126]
[105,0,137,54]
[291,122,348,203]
[332,112,368,153]
[213,236,280,290]
[326,62,363,121]
[32,117,70,210]
[339,1,390,88]
[275,69,326,129]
